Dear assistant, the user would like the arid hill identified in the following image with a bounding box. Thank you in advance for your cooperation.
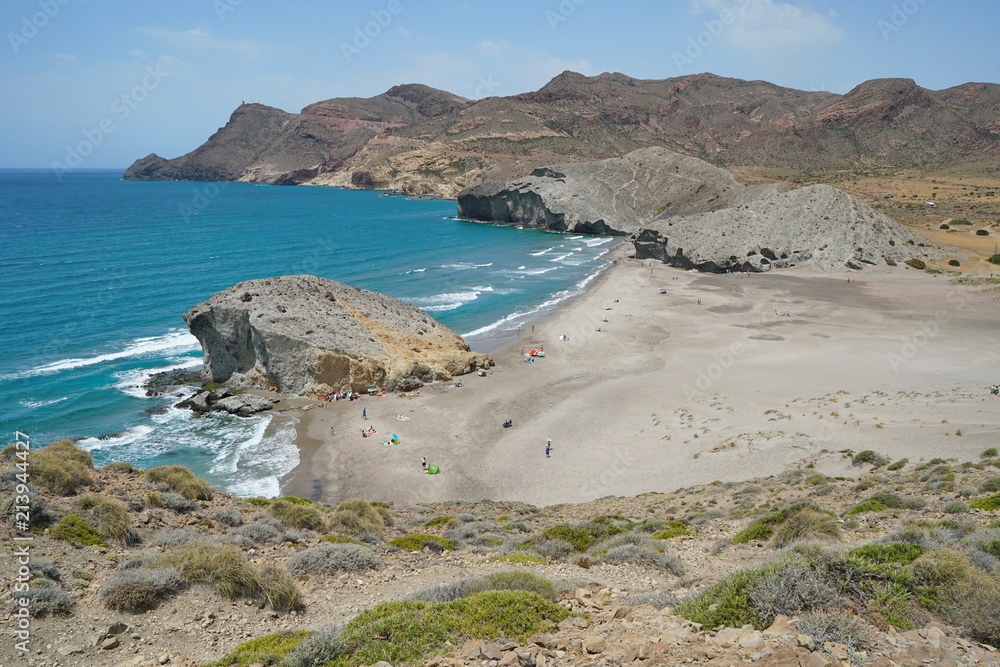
[124,72,1000,197]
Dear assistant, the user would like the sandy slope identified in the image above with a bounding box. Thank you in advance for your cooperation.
[281,246,1000,506]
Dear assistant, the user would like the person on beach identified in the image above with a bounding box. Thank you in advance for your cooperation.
[545,440,552,458]
[421,457,427,471]
[362,408,367,420]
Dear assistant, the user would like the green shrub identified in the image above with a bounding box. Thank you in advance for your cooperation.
[982,477,1000,493]
[797,609,873,653]
[746,559,838,625]
[245,497,271,507]
[78,494,138,545]
[948,259,961,266]
[281,628,344,667]
[491,553,545,565]
[232,520,282,544]
[944,501,969,514]
[321,534,365,546]
[460,571,557,600]
[887,458,909,471]
[155,542,301,610]
[983,449,999,458]
[951,219,973,225]
[31,440,94,496]
[51,513,107,546]
[101,566,185,612]
[651,520,694,540]
[905,259,926,270]
[941,567,1000,646]
[853,450,890,467]
[732,503,819,543]
[143,465,214,500]
[846,499,888,515]
[970,494,1000,511]
[103,461,134,473]
[770,509,840,548]
[23,580,74,617]
[988,255,1000,266]
[389,534,454,551]
[285,544,382,575]
[674,557,792,629]
[214,509,244,527]
[326,498,386,538]
[267,499,326,531]
[848,542,925,567]
[940,224,950,230]
[334,591,568,666]
[209,631,309,667]
[976,229,990,236]
[256,565,304,613]
[161,492,198,513]
[600,542,684,575]
[530,521,625,552]
[423,514,459,529]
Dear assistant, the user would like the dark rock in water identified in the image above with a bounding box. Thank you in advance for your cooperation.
[144,368,202,392]
[177,391,212,413]
[142,406,170,416]
[183,275,492,396]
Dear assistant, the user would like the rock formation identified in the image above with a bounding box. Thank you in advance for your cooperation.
[183,275,492,396]
[457,146,784,236]
[634,184,939,272]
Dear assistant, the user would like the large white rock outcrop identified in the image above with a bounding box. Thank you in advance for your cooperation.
[183,275,492,396]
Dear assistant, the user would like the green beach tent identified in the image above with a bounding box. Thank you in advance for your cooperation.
[426,464,440,475]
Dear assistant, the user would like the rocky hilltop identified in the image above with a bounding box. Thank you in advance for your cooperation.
[124,84,468,184]
[457,146,785,236]
[123,72,1000,196]
[183,275,491,396]
[635,184,938,272]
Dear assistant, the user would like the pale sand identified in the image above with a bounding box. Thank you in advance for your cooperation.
[281,246,1000,506]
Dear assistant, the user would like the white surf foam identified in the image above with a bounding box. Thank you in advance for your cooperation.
[78,424,155,452]
[461,263,610,338]
[19,397,68,409]
[411,287,493,313]
[439,262,494,270]
[529,247,555,256]
[2,330,199,381]
[113,357,203,399]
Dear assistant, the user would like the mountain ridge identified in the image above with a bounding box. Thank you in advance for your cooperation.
[123,71,1000,197]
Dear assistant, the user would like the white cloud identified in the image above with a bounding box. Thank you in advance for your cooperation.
[135,27,272,60]
[479,40,510,57]
[695,0,843,56]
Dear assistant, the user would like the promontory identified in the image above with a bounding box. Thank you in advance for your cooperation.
[183,275,492,396]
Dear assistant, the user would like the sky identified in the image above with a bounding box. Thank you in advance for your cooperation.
[1,0,998,169]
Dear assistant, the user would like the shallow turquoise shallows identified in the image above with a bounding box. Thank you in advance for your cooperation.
[0,170,614,496]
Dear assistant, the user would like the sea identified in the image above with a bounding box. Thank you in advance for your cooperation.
[0,170,617,497]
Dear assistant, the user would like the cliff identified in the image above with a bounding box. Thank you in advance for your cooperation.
[456,146,783,235]
[182,275,491,396]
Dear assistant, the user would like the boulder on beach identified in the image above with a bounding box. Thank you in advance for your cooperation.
[183,275,493,396]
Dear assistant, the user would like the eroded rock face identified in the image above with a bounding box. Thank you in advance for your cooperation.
[457,147,767,236]
[634,184,938,272]
[183,276,492,396]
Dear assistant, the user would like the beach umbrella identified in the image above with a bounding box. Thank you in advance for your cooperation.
[427,464,440,474]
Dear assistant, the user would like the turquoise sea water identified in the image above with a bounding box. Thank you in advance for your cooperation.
[0,170,615,496]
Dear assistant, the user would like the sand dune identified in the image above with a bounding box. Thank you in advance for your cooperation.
[281,246,1000,506]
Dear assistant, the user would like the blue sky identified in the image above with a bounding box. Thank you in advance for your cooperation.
[1,0,997,169]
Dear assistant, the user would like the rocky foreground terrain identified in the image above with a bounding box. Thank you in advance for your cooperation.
[2,440,999,667]
[122,73,1000,197]
[183,275,492,396]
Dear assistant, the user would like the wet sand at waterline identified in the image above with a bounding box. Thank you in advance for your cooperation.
[281,246,1000,506]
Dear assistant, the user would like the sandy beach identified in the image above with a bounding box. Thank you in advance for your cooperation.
[280,246,1000,507]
